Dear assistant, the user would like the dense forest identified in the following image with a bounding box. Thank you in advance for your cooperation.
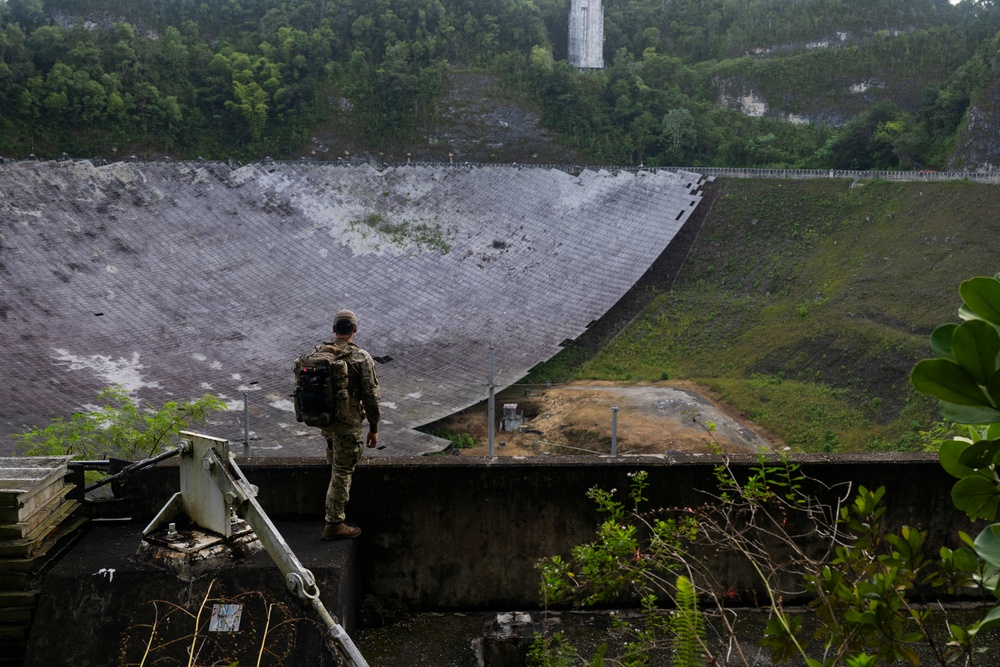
[2,0,1000,168]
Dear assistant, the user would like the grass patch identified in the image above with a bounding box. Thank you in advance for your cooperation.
[520,344,591,385]
[567,177,1000,453]
[350,211,453,253]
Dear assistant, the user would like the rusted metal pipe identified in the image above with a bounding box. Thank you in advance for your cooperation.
[82,445,183,493]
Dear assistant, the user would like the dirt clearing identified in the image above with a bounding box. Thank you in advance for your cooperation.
[427,380,778,457]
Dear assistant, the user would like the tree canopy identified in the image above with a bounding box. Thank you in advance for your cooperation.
[0,0,997,167]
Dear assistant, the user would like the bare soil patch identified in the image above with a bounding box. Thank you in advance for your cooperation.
[428,380,778,457]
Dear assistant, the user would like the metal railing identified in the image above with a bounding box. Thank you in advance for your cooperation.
[10,155,998,184]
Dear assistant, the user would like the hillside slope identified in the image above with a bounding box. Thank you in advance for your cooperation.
[2,0,993,169]
[568,177,1000,453]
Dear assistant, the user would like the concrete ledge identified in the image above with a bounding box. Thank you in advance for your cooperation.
[89,453,967,610]
[24,520,357,667]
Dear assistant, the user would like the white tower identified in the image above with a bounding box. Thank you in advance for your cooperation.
[568,0,604,69]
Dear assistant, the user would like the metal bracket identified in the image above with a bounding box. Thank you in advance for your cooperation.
[142,433,231,537]
[144,430,368,666]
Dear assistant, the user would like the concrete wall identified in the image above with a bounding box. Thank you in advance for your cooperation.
[115,453,969,610]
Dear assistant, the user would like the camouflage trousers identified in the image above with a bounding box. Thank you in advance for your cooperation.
[321,421,365,524]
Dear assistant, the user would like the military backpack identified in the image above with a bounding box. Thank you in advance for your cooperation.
[292,345,352,427]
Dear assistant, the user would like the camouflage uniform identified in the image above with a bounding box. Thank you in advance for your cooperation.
[318,338,380,524]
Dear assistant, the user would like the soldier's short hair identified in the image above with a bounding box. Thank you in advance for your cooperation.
[333,317,357,335]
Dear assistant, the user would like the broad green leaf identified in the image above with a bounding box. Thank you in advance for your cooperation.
[953,320,1000,386]
[939,438,976,479]
[941,401,1000,425]
[953,546,982,573]
[911,359,993,406]
[844,609,866,624]
[989,370,1000,409]
[953,476,1000,521]
[974,524,1000,569]
[959,439,1000,469]
[989,423,1000,440]
[978,604,1000,632]
[930,323,957,360]
[961,277,1000,327]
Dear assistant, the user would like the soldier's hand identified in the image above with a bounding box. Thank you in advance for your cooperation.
[366,431,378,448]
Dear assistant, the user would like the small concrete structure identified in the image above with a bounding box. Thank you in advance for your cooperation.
[138,518,262,581]
[499,403,523,432]
[569,0,604,69]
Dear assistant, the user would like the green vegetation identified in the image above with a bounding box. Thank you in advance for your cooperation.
[349,211,453,253]
[910,274,1000,550]
[14,385,225,460]
[0,0,998,167]
[423,429,478,456]
[532,274,1000,665]
[532,463,1000,666]
[528,178,1000,453]
[4,1,1000,453]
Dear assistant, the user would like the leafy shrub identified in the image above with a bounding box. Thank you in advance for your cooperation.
[14,385,225,460]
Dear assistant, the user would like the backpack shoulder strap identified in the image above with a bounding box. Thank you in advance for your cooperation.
[317,341,355,359]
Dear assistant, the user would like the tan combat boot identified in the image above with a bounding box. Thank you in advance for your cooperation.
[322,522,361,540]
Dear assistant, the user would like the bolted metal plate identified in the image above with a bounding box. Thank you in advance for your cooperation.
[209,604,243,632]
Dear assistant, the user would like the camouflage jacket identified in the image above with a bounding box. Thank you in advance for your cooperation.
[317,338,381,432]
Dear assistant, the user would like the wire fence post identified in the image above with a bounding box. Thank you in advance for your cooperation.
[488,343,496,457]
[242,390,250,455]
[611,406,618,456]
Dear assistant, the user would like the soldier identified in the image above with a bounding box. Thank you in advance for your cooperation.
[319,309,381,540]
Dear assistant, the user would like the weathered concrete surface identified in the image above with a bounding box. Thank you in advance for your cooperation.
[24,520,357,667]
[16,454,986,666]
[93,453,971,610]
[0,160,707,457]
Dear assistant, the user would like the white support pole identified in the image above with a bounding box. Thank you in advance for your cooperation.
[611,407,618,456]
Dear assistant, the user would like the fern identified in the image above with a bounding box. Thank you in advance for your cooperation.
[672,576,704,667]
